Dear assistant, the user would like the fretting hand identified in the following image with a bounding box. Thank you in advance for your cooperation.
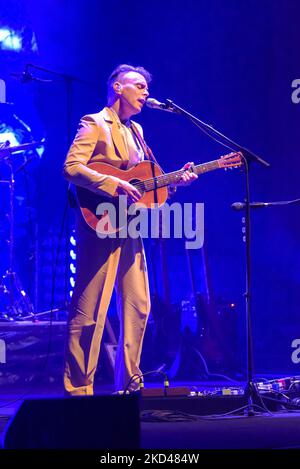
[177,162,198,186]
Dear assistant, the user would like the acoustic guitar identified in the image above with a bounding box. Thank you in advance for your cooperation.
[76,152,242,234]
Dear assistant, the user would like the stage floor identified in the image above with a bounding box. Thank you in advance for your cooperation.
[1,380,300,451]
[1,321,300,450]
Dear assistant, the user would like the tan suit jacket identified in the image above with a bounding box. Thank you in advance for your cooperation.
[63,107,144,196]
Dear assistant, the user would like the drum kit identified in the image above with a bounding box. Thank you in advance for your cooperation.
[0,65,78,322]
[0,129,44,321]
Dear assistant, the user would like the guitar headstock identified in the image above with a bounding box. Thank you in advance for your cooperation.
[219,152,243,169]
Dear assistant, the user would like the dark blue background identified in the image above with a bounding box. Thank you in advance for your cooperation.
[1,0,299,377]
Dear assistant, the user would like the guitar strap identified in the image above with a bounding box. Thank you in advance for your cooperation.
[130,121,177,199]
[130,121,160,167]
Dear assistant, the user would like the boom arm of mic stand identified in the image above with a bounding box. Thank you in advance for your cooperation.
[263,198,300,206]
[165,99,270,168]
[25,63,97,88]
[232,198,300,210]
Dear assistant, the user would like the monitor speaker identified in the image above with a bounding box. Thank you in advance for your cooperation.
[4,394,140,449]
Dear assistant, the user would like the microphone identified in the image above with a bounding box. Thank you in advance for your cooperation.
[231,202,271,211]
[11,71,34,83]
[11,66,52,84]
[146,98,176,112]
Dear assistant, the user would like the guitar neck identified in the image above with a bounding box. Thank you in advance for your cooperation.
[143,159,221,191]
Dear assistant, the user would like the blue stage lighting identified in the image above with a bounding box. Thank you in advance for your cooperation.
[69,230,77,298]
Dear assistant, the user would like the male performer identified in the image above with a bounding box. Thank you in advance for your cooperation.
[63,64,197,395]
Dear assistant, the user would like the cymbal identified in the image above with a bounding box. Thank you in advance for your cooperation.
[0,139,45,156]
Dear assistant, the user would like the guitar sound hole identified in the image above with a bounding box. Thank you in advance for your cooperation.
[130,179,145,196]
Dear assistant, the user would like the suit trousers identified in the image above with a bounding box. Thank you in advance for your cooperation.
[63,217,151,395]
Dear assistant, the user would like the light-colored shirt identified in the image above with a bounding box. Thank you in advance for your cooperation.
[109,108,144,168]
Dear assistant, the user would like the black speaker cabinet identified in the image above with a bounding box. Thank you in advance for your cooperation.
[4,394,140,449]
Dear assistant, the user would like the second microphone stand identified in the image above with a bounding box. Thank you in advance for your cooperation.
[160,98,270,415]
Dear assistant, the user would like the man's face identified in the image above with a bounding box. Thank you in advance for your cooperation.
[115,71,149,117]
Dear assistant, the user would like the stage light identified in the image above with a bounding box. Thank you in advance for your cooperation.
[69,230,77,298]
[0,131,20,147]
[0,123,45,158]
[70,236,76,246]
[70,250,76,260]
[0,28,22,51]
[0,27,38,53]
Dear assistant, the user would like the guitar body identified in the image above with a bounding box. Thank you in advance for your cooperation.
[76,160,169,233]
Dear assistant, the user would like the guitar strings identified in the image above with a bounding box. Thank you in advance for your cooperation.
[129,154,239,192]
[132,168,185,192]
[131,160,221,192]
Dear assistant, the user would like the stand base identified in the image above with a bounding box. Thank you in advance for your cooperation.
[244,381,267,416]
[0,270,35,320]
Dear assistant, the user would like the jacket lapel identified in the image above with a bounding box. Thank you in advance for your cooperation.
[102,107,129,163]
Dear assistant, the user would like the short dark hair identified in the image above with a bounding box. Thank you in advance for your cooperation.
[107,64,152,100]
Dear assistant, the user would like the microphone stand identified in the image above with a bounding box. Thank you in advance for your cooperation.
[12,63,97,145]
[163,98,270,416]
[22,63,74,145]
[13,64,96,315]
